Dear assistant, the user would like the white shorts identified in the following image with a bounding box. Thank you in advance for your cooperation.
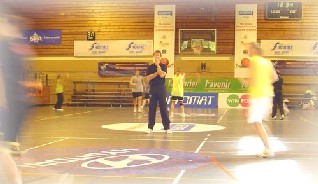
[248,97,272,124]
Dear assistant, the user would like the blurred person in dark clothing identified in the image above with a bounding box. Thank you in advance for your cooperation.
[0,5,29,184]
[272,70,285,120]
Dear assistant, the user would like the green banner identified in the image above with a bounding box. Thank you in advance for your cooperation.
[165,78,249,93]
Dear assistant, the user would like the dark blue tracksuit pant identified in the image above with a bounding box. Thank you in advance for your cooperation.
[148,85,170,130]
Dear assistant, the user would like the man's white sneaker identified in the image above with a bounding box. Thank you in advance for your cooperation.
[138,108,142,112]
[272,116,276,120]
[280,115,285,120]
[257,149,275,158]
[134,108,137,113]
[145,129,153,134]
[165,129,172,134]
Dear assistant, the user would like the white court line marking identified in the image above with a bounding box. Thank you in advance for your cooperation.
[64,114,74,116]
[296,114,318,128]
[172,170,186,184]
[217,109,228,124]
[23,138,68,152]
[173,134,211,184]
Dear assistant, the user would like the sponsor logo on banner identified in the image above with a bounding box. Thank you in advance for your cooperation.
[312,42,318,55]
[126,42,147,55]
[89,42,109,55]
[261,40,318,56]
[219,93,250,108]
[165,78,249,93]
[158,11,173,16]
[271,42,293,55]
[74,40,153,56]
[22,30,61,45]
[238,11,254,15]
[166,93,217,108]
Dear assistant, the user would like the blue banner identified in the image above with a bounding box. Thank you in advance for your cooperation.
[167,93,218,108]
[21,30,61,45]
[98,62,148,77]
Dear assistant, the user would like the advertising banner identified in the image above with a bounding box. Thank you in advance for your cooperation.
[234,4,257,78]
[21,30,61,45]
[165,78,249,93]
[166,93,217,108]
[218,93,250,109]
[273,60,318,76]
[154,5,176,78]
[74,40,153,56]
[261,40,318,57]
[98,62,148,77]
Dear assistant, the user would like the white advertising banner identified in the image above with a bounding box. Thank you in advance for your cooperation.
[261,40,318,57]
[154,5,176,78]
[218,93,250,109]
[234,4,257,78]
[74,40,153,56]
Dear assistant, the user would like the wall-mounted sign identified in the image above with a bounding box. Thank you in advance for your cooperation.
[234,4,257,78]
[21,30,61,45]
[179,29,216,55]
[74,40,153,56]
[154,5,176,78]
[261,40,318,57]
[266,2,302,19]
[87,31,95,41]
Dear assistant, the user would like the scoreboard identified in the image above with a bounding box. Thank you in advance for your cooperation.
[266,2,302,19]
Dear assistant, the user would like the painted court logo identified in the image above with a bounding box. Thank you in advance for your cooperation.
[17,148,210,176]
[227,94,250,107]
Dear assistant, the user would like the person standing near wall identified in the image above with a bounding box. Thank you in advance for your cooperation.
[130,70,144,113]
[246,42,278,158]
[272,70,285,120]
[170,69,186,118]
[145,50,171,134]
[53,74,68,111]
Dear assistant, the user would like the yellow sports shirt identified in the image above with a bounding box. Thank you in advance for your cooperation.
[249,55,274,98]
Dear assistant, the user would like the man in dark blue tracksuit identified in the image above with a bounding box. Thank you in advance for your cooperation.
[145,50,171,134]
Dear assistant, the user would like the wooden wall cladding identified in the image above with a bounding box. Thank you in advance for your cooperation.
[4,0,318,56]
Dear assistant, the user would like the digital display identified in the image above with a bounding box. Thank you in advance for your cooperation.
[266,2,302,19]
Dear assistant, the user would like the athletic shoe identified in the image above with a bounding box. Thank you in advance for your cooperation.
[272,116,276,120]
[6,141,21,156]
[165,129,172,134]
[57,109,64,111]
[134,108,137,113]
[280,115,285,120]
[145,129,153,134]
[257,149,275,158]
[53,107,57,110]
[138,108,142,112]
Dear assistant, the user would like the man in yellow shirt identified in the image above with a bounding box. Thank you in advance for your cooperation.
[170,69,185,118]
[247,42,278,158]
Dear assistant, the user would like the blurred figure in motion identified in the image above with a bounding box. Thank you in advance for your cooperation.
[0,4,32,184]
[246,42,278,158]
